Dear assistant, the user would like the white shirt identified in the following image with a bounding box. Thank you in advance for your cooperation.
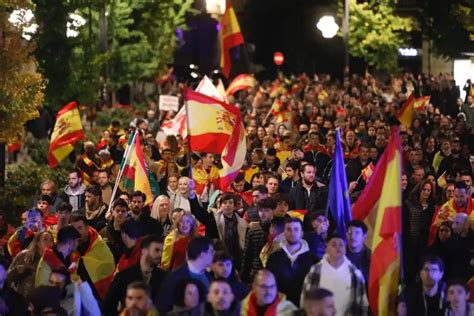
[319,256,352,316]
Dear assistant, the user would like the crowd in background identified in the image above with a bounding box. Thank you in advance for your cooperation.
[0,71,473,316]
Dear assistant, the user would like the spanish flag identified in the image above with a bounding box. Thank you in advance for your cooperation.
[396,93,415,127]
[436,171,447,188]
[121,131,159,205]
[219,0,244,78]
[361,162,375,181]
[185,89,246,190]
[413,96,430,113]
[48,102,85,167]
[226,74,256,96]
[352,127,403,316]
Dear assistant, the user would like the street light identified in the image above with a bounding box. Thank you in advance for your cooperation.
[316,16,339,39]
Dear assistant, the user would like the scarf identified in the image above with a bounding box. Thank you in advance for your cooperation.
[244,292,281,316]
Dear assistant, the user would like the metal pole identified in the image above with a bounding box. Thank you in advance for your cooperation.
[343,0,350,78]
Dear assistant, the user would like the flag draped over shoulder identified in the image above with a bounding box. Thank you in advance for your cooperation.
[396,94,415,127]
[327,129,352,239]
[226,74,256,96]
[219,0,244,78]
[185,89,246,189]
[121,131,159,204]
[352,127,403,316]
[48,101,85,167]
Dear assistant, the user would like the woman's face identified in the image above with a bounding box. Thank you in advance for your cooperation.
[159,199,170,219]
[420,183,432,200]
[38,233,53,253]
[184,283,200,309]
[178,179,190,195]
[445,185,455,200]
[368,127,376,136]
[178,215,193,235]
[438,225,452,242]
[257,127,266,139]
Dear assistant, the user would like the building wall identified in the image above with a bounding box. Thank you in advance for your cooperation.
[422,39,453,75]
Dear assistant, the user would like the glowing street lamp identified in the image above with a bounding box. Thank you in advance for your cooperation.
[316,16,339,39]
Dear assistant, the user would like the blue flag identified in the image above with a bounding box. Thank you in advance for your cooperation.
[327,129,352,240]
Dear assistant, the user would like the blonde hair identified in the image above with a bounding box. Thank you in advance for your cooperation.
[172,211,198,237]
[150,195,171,220]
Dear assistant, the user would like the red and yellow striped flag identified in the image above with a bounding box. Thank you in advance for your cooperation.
[352,127,403,316]
[413,96,430,113]
[396,94,415,127]
[185,89,246,190]
[219,0,244,78]
[361,162,375,181]
[437,171,447,188]
[226,74,256,96]
[48,102,85,167]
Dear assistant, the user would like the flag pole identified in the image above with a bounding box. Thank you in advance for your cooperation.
[107,130,138,214]
[184,91,194,182]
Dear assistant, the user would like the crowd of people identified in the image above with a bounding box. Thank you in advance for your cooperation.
[0,71,473,316]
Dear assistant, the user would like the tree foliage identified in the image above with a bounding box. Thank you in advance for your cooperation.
[422,0,473,58]
[0,0,44,143]
[339,0,413,72]
[32,0,194,109]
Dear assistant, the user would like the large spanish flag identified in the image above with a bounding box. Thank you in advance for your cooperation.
[121,131,159,205]
[396,94,415,127]
[48,101,85,167]
[185,89,246,189]
[226,74,256,96]
[352,127,403,316]
[219,0,244,78]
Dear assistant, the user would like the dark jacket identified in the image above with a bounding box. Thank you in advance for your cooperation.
[266,242,318,306]
[303,232,326,261]
[136,207,163,237]
[157,262,212,314]
[240,222,270,283]
[289,182,328,212]
[103,264,168,316]
[0,285,29,316]
[99,220,126,263]
[406,282,445,316]
[202,302,240,316]
[346,246,371,284]
[211,272,249,302]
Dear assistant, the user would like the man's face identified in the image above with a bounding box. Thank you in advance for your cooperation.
[258,207,273,223]
[326,238,346,262]
[285,167,295,179]
[162,150,172,162]
[447,285,469,310]
[369,148,378,160]
[71,220,89,242]
[304,296,336,316]
[202,154,215,168]
[36,200,50,213]
[284,222,302,245]
[452,215,468,235]
[347,227,366,251]
[143,241,163,266]
[97,172,109,187]
[252,191,267,205]
[131,196,145,213]
[41,184,54,196]
[461,175,472,187]
[420,263,443,288]
[412,168,425,184]
[265,155,276,165]
[220,199,235,217]
[254,273,277,306]
[302,165,316,184]
[359,147,369,162]
[401,175,408,190]
[274,201,288,217]
[68,173,80,188]
[207,282,234,311]
[125,288,148,312]
[266,178,279,194]
[201,245,216,269]
[168,176,179,191]
[233,180,245,193]
[49,272,66,289]
[453,188,468,207]
[212,260,233,279]
[113,206,128,224]
[85,192,98,207]
[184,284,200,309]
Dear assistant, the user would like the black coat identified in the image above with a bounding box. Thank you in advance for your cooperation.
[266,247,318,306]
[103,264,168,316]
[240,222,269,283]
[289,182,328,213]
[157,262,212,314]
[137,208,163,237]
